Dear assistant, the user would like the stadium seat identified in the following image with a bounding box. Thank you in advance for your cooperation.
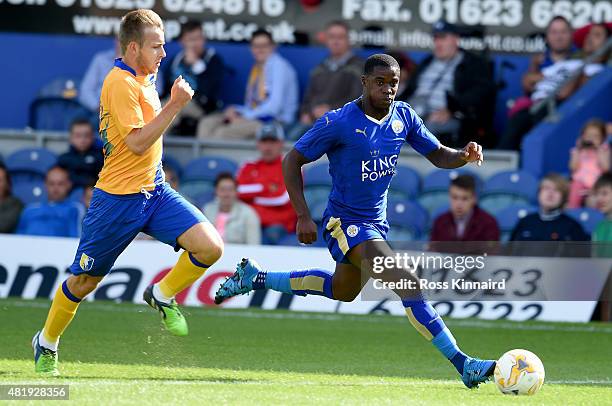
[425,203,451,233]
[388,165,420,200]
[181,156,238,203]
[5,148,57,183]
[29,76,95,131]
[182,156,238,182]
[565,207,605,235]
[495,204,538,242]
[303,163,332,187]
[12,180,47,205]
[386,199,429,241]
[180,181,215,204]
[421,168,483,193]
[309,198,329,224]
[480,170,539,215]
[162,153,183,179]
[190,190,216,210]
[303,163,332,209]
[68,187,84,203]
[29,98,94,131]
[418,169,482,216]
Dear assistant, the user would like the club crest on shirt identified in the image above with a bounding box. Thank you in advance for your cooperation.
[347,225,359,238]
[391,119,404,134]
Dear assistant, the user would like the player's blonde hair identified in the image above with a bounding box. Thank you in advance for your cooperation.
[118,9,164,55]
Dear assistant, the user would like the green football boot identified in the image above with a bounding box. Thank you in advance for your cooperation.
[143,285,188,336]
[32,331,59,376]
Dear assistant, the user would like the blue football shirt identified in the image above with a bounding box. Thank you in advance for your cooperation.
[294,99,440,222]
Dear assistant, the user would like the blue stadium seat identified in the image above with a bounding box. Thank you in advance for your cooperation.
[303,163,332,187]
[191,190,216,210]
[418,169,481,216]
[495,204,538,242]
[162,153,183,179]
[303,163,332,209]
[565,207,605,235]
[388,165,420,200]
[387,199,428,241]
[180,181,216,205]
[6,148,57,183]
[68,187,84,203]
[13,180,47,205]
[182,156,238,182]
[29,98,94,131]
[480,170,539,214]
[421,168,483,193]
[309,198,329,224]
[181,156,238,203]
[426,203,451,232]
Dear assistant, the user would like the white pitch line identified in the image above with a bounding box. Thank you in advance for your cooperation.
[3,379,610,386]
[2,299,612,334]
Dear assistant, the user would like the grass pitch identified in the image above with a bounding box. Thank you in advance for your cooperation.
[0,299,611,405]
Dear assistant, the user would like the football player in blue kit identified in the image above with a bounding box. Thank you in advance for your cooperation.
[215,54,494,388]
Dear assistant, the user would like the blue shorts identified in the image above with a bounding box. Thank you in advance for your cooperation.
[322,213,389,264]
[70,183,207,277]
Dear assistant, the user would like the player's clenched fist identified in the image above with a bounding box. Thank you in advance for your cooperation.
[297,216,318,244]
[170,75,194,108]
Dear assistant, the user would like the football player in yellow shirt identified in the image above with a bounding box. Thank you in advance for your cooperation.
[32,9,223,375]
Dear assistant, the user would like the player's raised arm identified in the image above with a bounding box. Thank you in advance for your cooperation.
[282,149,318,244]
[426,142,484,169]
[125,76,193,155]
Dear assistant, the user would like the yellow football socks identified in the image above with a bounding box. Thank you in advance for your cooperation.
[157,251,209,298]
[42,281,82,346]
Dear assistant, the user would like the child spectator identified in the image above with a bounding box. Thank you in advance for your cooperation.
[592,172,612,321]
[568,119,610,208]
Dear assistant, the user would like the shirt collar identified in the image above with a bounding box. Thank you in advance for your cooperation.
[114,58,136,76]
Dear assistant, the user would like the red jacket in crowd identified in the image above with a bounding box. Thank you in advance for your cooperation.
[430,206,500,241]
[236,156,297,233]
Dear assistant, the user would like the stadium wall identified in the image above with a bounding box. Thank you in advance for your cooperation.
[0,235,603,323]
[0,33,529,132]
[521,68,612,178]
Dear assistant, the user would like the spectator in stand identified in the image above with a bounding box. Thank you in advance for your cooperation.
[386,50,416,101]
[429,175,499,253]
[236,123,296,244]
[592,172,612,321]
[79,39,162,113]
[593,172,612,242]
[197,29,298,140]
[498,16,580,150]
[161,20,224,136]
[17,166,84,238]
[203,172,261,245]
[58,118,104,189]
[288,21,363,140]
[399,20,495,148]
[0,164,24,234]
[576,23,611,87]
[510,173,589,242]
[568,119,610,208]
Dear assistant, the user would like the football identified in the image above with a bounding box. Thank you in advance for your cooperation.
[494,349,545,395]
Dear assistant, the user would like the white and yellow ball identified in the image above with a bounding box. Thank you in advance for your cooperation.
[494,349,545,395]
